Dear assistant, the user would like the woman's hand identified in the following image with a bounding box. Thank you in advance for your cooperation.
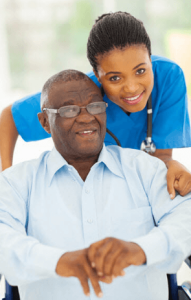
[167,160,191,199]
[150,149,191,199]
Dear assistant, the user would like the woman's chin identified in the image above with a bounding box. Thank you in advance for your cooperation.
[119,99,148,113]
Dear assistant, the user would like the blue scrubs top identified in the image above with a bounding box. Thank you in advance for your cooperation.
[12,55,191,149]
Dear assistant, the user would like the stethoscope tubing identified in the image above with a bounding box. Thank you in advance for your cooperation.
[106,93,156,153]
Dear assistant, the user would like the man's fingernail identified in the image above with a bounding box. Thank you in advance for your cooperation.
[112,275,116,279]
[91,262,95,267]
[98,292,103,298]
[170,194,173,199]
[86,292,90,296]
[98,271,103,276]
[121,270,125,276]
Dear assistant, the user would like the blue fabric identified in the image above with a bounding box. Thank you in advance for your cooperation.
[0,145,191,300]
[12,55,191,148]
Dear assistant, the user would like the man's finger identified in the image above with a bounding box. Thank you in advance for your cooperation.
[102,246,122,275]
[99,275,113,284]
[77,269,91,297]
[88,239,105,268]
[93,239,114,276]
[112,253,130,276]
[84,257,103,298]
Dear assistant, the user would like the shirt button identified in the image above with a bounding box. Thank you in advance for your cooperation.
[85,188,90,194]
[87,219,93,223]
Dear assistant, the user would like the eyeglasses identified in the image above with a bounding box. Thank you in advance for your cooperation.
[43,102,108,118]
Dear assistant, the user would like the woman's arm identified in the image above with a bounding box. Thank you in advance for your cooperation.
[0,104,18,171]
[151,149,191,199]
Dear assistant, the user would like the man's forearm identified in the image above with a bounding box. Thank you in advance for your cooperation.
[0,223,64,286]
[0,105,18,171]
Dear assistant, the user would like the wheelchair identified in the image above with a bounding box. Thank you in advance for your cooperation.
[2,273,191,300]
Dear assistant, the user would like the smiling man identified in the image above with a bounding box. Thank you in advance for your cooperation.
[0,70,191,300]
[38,70,107,181]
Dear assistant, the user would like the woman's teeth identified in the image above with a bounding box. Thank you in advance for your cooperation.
[125,94,141,101]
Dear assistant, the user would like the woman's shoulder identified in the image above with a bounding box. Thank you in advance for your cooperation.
[86,71,101,87]
[151,55,183,77]
[151,55,185,97]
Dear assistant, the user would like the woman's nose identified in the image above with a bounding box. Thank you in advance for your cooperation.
[123,78,139,94]
[75,107,95,123]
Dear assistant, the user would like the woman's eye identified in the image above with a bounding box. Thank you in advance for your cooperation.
[109,75,120,81]
[136,68,145,75]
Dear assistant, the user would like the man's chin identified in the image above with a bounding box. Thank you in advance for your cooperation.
[74,143,103,158]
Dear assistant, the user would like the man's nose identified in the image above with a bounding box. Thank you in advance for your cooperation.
[75,107,95,123]
[123,78,139,94]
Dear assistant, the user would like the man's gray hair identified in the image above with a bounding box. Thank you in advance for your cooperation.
[41,69,92,109]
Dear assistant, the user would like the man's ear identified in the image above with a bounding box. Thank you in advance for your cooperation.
[38,112,51,134]
[93,69,101,84]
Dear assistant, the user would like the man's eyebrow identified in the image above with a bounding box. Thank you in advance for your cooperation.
[62,100,76,106]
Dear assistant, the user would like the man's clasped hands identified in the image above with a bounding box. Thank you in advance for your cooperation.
[56,237,146,297]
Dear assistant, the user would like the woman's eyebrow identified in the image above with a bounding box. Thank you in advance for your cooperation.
[105,71,121,76]
[105,63,147,75]
[133,63,147,70]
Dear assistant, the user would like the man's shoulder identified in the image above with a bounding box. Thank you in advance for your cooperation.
[106,145,164,171]
[1,151,50,183]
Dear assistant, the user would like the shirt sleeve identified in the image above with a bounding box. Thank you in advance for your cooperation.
[132,158,191,273]
[0,172,65,286]
[152,61,191,149]
[11,92,51,142]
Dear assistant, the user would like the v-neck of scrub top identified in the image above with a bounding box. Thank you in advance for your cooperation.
[104,96,148,149]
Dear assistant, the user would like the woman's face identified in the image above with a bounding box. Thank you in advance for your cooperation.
[94,45,154,113]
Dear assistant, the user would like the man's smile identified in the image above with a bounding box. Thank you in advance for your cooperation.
[76,128,98,137]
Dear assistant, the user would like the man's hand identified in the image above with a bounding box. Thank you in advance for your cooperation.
[166,160,191,199]
[56,249,104,297]
[87,238,146,277]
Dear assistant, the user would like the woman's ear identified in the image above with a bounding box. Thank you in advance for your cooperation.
[38,112,51,134]
[93,69,101,83]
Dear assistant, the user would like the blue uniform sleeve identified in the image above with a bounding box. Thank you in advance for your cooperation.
[152,59,191,148]
[11,92,51,142]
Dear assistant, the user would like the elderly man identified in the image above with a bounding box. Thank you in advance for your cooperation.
[0,70,191,300]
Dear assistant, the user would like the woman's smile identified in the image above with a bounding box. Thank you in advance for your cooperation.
[122,91,145,105]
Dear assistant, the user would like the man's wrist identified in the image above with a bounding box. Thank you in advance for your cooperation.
[56,253,68,276]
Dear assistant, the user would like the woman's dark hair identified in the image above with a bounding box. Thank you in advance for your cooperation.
[87,11,151,72]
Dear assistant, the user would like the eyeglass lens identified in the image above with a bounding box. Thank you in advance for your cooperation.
[59,102,107,118]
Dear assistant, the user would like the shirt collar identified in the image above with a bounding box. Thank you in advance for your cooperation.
[47,144,124,186]
[47,147,69,186]
[97,144,124,179]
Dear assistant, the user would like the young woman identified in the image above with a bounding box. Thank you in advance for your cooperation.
[0,11,191,199]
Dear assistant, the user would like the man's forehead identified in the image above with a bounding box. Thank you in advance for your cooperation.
[48,79,101,106]
[52,79,99,94]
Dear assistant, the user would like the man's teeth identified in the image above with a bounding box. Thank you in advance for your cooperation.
[125,94,141,101]
[82,131,93,133]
